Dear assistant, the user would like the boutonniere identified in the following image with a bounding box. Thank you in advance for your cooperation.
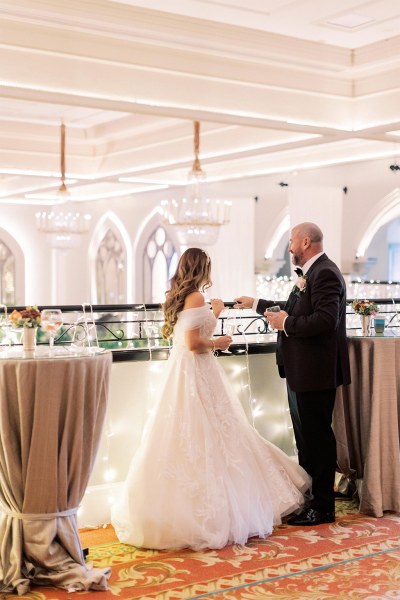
[292,275,307,297]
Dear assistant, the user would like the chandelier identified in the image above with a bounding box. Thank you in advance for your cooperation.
[160,121,231,246]
[35,122,91,247]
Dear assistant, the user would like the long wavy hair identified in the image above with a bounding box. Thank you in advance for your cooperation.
[161,247,212,339]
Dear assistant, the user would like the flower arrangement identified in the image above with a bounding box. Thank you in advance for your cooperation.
[350,299,378,316]
[10,305,41,328]
[292,275,307,296]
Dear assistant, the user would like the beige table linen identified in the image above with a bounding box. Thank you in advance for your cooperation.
[0,350,112,595]
[334,336,400,517]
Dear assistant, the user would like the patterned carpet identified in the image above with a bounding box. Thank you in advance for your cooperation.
[6,500,400,599]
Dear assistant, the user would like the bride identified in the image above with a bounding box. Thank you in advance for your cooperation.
[111,247,310,550]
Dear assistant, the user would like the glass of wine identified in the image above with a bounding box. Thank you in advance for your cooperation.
[41,309,63,353]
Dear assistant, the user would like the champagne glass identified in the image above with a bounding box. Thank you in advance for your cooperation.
[226,319,236,337]
[41,309,63,353]
[0,305,11,353]
[222,318,236,354]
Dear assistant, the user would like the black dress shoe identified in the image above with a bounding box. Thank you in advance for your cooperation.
[287,508,335,526]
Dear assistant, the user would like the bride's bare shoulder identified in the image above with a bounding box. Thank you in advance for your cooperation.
[183,291,205,310]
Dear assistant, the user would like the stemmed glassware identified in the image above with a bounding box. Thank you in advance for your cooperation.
[222,317,236,354]
[0,305,11,352]
[41,309,63,353]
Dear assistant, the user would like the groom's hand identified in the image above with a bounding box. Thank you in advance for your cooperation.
[265,309,288,331]
[233,296,254,309]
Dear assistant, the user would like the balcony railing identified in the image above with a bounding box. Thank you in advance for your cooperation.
[1,299,399,358]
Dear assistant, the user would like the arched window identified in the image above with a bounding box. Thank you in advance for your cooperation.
[364,217,400,281]
[95,228,127,304]
[389,242,400,281]
[143,227,178,303]
[0,240,16,305]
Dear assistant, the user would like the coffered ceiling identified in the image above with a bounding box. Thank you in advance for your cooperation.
[0,0,399,205]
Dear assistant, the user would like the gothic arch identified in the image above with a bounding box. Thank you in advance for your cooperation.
[0,227,25,305]
[260,209,290,275]
[264,209,290,260]
[133,208,179,303]
[356,188,400,258]
[89,212,131,304]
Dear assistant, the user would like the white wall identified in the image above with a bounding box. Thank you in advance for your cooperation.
[1,155,400,307]
[288,185,343,268]
[207,196,255,299]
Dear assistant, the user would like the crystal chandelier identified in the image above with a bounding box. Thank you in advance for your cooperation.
[160,121,231,246]
[35,122,91,247]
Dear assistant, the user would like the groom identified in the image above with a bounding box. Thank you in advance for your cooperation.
[235,222,350,525]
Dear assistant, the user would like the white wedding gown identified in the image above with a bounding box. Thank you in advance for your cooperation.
[111,305,310,550]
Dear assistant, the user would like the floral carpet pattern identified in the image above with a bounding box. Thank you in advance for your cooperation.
[5,500,400,600]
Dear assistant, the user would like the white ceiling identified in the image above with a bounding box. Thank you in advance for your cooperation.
[0,0,399,206]
[115,0,400,48]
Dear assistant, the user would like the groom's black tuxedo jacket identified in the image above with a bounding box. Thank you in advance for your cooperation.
[256,253,351,393]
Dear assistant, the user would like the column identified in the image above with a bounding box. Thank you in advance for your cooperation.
[288,186,344,268]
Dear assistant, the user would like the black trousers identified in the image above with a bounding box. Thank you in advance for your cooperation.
[287,384,337,513]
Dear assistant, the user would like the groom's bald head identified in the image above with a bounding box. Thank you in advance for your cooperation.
[289,222,324,266]
[294,222,323,246]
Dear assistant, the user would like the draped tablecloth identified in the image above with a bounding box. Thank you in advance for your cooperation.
[334,336,400,517]
[0,348,113,595]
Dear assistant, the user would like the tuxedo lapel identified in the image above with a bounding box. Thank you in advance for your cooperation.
[277,286,299,370]
[284,288,299,314]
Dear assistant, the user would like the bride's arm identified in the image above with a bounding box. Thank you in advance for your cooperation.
[185,328,232,354]
[210,298,224,318]
[183,292,231,353]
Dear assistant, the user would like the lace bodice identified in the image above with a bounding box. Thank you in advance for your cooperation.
[172,305,216,351]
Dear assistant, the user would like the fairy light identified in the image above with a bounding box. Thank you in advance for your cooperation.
[252,406,263,418]
[103,468,116,482]
[233,308,256,427]
[258,276,400,302]
[256,275,293,302]
[231,365,243,376]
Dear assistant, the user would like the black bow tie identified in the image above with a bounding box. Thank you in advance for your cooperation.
[294,267,303,276]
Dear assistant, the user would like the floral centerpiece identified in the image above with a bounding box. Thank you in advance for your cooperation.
[10,305,41,328]
[351,299,378,336]
[350,299,378,316]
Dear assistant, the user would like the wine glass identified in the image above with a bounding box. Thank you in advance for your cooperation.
[0,306,11,354]
[41,309,63,353]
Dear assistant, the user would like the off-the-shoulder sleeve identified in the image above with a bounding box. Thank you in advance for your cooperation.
[177,305,210,331]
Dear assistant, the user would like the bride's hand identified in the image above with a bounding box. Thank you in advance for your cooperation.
[215,335,232,351]
[210,298,225,318]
